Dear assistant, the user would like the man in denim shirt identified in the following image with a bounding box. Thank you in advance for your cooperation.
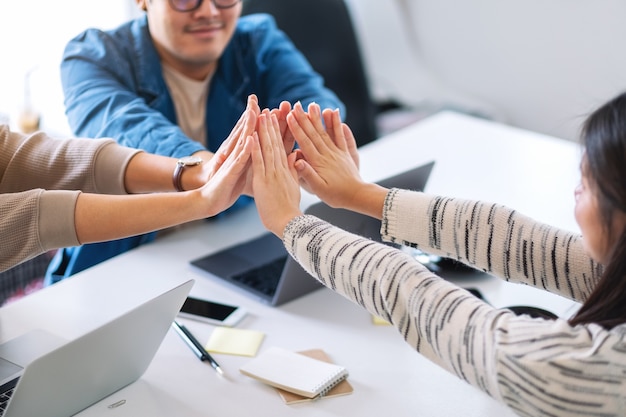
[49,0,344,283]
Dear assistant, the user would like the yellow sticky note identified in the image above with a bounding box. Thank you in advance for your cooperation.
[372,315,391,325]
[205,327,265,357]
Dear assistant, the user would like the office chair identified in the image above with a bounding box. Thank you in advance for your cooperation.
[242,0,379,146]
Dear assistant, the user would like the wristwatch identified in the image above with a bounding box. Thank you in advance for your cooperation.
[173,156,203,192]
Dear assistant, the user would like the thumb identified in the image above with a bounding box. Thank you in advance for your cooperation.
[294,159,323,189]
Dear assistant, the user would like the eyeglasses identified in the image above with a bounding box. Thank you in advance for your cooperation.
[168,0,241,12]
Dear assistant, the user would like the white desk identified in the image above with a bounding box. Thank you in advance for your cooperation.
[0,111,583,417]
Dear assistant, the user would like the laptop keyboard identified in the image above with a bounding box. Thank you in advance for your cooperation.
[0,378,19,416]
[230,256,287,297]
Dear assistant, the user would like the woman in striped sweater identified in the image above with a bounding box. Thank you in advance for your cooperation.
[250,95,626,416]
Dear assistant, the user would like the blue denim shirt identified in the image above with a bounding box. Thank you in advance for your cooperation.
[47,13,344,283]
[61,13,344,155]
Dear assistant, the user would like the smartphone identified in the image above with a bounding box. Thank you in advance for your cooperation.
[178,296,247,327]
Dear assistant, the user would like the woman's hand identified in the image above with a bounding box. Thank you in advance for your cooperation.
[201,94,260,196]
[269,100,296,154]
[76,133,254,244]
[251,113,303,238]
[196,132,254,218]
[287,102,364,209]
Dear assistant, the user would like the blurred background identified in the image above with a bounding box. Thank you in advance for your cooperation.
[1,0,626,142]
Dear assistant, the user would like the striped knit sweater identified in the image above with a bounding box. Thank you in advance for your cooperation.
[283,189,625,417]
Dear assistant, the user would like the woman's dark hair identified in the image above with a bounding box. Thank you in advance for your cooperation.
[569,92,626,329]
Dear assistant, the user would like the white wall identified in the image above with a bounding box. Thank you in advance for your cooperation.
[0,0,137,136]
[347,0,626,141]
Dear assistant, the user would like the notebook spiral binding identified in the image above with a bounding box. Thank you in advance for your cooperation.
[317,371,349,397]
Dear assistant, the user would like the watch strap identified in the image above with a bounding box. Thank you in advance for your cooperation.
[172,156,203,192]
[172,162,186,192]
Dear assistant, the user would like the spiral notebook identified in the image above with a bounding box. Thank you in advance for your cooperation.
[239,347,349,399]
[274,349,353,404]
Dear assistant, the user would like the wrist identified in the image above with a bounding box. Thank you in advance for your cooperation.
[173,156,203,191]
[348,182,388,219]
[274,210,303,239]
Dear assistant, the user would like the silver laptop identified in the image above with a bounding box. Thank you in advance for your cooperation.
[0,278,193,417]
[190,161,435,306]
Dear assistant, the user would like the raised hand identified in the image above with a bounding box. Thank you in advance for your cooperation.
[251,113,303,238]
[270,100,296,154]
[198,131,253,217]
[319,104,360,170]
[286,102,363,209]
[203,94,260,195]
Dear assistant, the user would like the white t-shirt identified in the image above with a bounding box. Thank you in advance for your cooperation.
[162,64,213,147]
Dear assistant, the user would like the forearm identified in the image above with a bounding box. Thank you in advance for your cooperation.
[343,182,388,220]
[76,132,252,243]
[382,190,600,302]
[282,216,500,388]
[122,152,177,193]
[123,150,215,194]
[285,215,626,417]
[74,191,206,243]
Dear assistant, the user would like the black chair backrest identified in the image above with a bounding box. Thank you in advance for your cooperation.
[242,0,379,146]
